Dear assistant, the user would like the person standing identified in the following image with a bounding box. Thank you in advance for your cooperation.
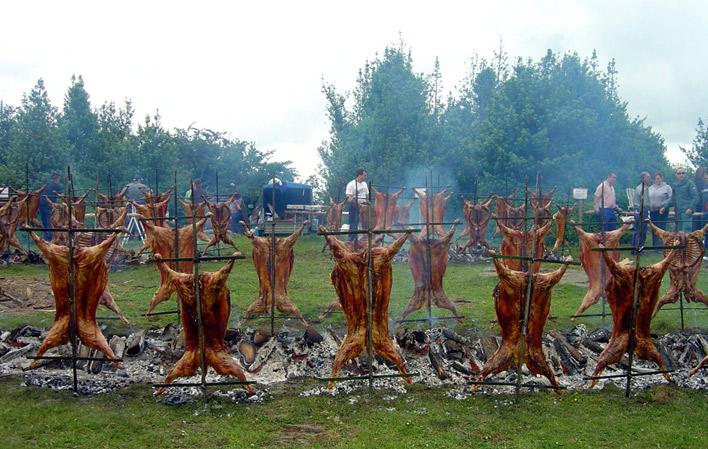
[672,167,698,233]
[229,186,247,234]
[701,170,708,254]
[187,179,209,204]
[123,176,151,204]
[693,167,706,230]
[345,168,368,241]
[39,174,62,240]
[631,172,651,252]
[593,171,618,232]
[648,171,672,245]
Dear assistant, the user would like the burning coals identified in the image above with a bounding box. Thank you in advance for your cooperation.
[1,323,706,401]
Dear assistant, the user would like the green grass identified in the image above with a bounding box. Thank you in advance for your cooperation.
[2,234,707,333]
[0,378,705,449]
[1,234,707,448]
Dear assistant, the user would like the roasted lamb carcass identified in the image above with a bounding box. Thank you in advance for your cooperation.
[550,205,575,254]
[414,188,450,238]
[529,188,555,226]
[153,254,254,395]
[0,197,28,255]
[132,195,171,228]
[97,191,127,208]
[399,221,462,323]
[572,224,630,317]
[325,197,347,232]
[140,217,208,314]
[242,222,310,327]
[26,231,122,369]
[588,249,674,387]
[496,217,554,273]
[457,196,493,252]
[47,198,86,245]
[178,199,210,242]
[95,205,128,244]
[474,256,568,391]
[201,192,241,255]
[319,235,385,319]
[321,227,411,388]
[56,192,90,224]
[11,184,46,226]
[372,187,404,230]
[649,223,708,314]
[393,200,414,227]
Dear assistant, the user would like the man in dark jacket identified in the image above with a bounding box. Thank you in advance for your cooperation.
[39,174,62,240]
[673,168,698,232]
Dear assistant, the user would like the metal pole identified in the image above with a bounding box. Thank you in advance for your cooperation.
[93,176,99,246]
[66,166,78,392]
[190,178,207,393]
[600,180,607,325]
[425,172,433,328]
[25,163,31,251]
[366,180,374,389]
[215,171,220,257]
[515,176,532,402]
[270,174,276,336]
[624,181,646,397]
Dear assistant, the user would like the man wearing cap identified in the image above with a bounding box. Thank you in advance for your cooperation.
[672,168,698,232]
[123,176,151,204]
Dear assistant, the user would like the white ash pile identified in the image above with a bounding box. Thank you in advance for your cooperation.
[1,323,706,400]
[448,245,491,263]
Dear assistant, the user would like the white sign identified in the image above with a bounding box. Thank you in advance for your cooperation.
[573,188,588,200]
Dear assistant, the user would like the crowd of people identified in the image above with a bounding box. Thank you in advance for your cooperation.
[593,168,708,252]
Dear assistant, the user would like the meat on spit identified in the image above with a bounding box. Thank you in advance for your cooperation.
[10,184,46,226]
[132,195,171,228]
[324,197,347,232]
[56,192,90,224]
[321,226,411,388]
[474,255,568,390]
[153,254,255,395]
[457,196,493,251]
[550,205,575,254]
[242,221,311,327]
[140,217,208,314]
[529,188,555,226]
[48,198,86,245]
[26,231,122,369]
[399,221,462,322]
[496,217,554,273]
[0,197,27,255]
[97,190,127,207]
[588,249,674,387]
[372,187,404,230]
[649,223,708,314]
[572,223,630,317]
[414,187,450,238]
[393,200,414,227]
[202,192,241,255]
[179,199,210,242]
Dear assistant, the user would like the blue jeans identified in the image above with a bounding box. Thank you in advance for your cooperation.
[39,206,52,240]
[632,211,648,251]
[597,208,617,232]
[678,212,693,233]
[348,202,359,241]
[649,209,668,246]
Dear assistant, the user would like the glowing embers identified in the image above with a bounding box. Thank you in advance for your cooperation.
[26,232,122,370]
[588,250,674,387]
[153,254,254,395]
[400,222,462,323]
[650,223,708,313]
[474,257,567,391]
[242,222,310,327]
[322,229,411,388]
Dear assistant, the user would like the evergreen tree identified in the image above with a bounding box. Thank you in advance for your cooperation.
[60,75,100,180]
[681,118,708,168]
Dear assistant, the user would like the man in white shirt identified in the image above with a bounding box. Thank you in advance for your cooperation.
[345,168,368,241]
[593,171,618,231]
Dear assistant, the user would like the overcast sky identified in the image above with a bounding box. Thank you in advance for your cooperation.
[1,1,706,179]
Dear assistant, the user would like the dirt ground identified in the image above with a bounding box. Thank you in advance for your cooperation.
[0,276,54,311]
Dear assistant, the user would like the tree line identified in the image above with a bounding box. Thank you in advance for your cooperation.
[318,44,705,209]
[0,76,295,198]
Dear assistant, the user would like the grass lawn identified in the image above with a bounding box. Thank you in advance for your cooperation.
[0,233,707,448]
